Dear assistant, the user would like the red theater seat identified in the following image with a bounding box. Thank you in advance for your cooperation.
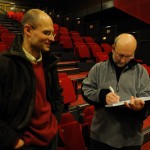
[0,42,8,52]
[82,105,95,127]
[101,43,112,54]
[96,54,109,62]
[59,77,77,109]
[74,44,91,59]
[83,36,95,43]
[142,141,150,150]
[59,27,69,36]
[88,44,104,58]
[83,105,94,118]
[72,37,84,43]
[70,31,80,37]
[59,121,87,150]
[58,73,68,78]
[0,28,9,37]
[142,64,150,76]
[60,35,73,49]
[59,112,75,125]
[1,33,15,48]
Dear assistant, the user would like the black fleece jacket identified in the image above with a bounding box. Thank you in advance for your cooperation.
[0,34,64,149]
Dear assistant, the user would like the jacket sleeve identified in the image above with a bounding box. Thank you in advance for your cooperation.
[0,120,18,149]
[0,76,18,149]
[48,66,64,123]
[136,65,150,120]
[53,80,64,123]
[81,63,107,107]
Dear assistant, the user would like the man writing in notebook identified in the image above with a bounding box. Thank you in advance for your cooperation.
[82,33,150,150]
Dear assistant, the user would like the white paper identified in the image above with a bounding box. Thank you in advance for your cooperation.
[105,96,150,107]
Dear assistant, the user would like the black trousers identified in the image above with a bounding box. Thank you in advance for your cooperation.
[14,134,58,150]
[90,138,141,150]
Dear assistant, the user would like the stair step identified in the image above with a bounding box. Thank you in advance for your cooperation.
[58,60,79,66]
[68,72,88,81]
[58,67,80,75]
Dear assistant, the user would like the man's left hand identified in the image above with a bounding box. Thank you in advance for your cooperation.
[124,96,145,111]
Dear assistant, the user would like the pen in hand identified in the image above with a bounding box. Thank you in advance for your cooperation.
[108,86,120,103]
[109,86,114,93]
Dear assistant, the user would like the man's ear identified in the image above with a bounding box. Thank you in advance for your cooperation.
[24,25,32,36]
[112,44,115,53]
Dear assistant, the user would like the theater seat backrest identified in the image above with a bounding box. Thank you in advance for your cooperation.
[59,77,76,104]
[60,121,87,150]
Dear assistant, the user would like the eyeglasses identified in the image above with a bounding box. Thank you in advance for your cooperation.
[42,30,56,38]
[114,50,134,61]
[30,25,56,38]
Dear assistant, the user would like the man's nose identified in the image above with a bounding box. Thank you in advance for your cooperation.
[48,36,55,42]
[120,56,126,62]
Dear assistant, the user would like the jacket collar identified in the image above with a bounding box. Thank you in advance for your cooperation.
[9,34,58,68]
[23,47,42,64]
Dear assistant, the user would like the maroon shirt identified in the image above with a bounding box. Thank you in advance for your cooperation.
[22,62,58,146]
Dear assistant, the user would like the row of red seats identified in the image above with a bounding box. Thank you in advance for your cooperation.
[0,25,16,52]
[53,23,111,62]
[59,35,97,49]
[0,24,110,62]
[74,42,110,62]
[57,34,111,62]
[58,105,95,150]
[54,24,92,48]
[58,105,150,150]
[54,25,80,37]
[7,11,24,23]
[58,71,85,149]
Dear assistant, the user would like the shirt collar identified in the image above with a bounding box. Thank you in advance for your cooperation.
[23,47,42,63]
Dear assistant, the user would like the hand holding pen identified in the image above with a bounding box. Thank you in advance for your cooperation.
[107,87,145,110]
[106,86,120,105]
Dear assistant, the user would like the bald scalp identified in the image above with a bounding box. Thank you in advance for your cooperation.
[114,33,137,47]
[114,33,137,52]
[21,9,52,29]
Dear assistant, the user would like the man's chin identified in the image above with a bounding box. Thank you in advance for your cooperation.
[117,63,126,67]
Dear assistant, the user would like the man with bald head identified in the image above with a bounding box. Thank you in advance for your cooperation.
[82,33,150,150]
[0,9,64,150]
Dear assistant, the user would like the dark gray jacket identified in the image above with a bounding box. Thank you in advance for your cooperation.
[82,57,150,148]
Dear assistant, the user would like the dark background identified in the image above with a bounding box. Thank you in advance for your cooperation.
[1,0,150,64]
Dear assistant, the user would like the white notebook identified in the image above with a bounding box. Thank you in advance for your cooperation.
[105,96,150,107]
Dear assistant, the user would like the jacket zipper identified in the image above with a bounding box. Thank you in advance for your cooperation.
[116,83,119,92]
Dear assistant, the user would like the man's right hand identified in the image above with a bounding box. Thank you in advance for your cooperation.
[106,92,120,104]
